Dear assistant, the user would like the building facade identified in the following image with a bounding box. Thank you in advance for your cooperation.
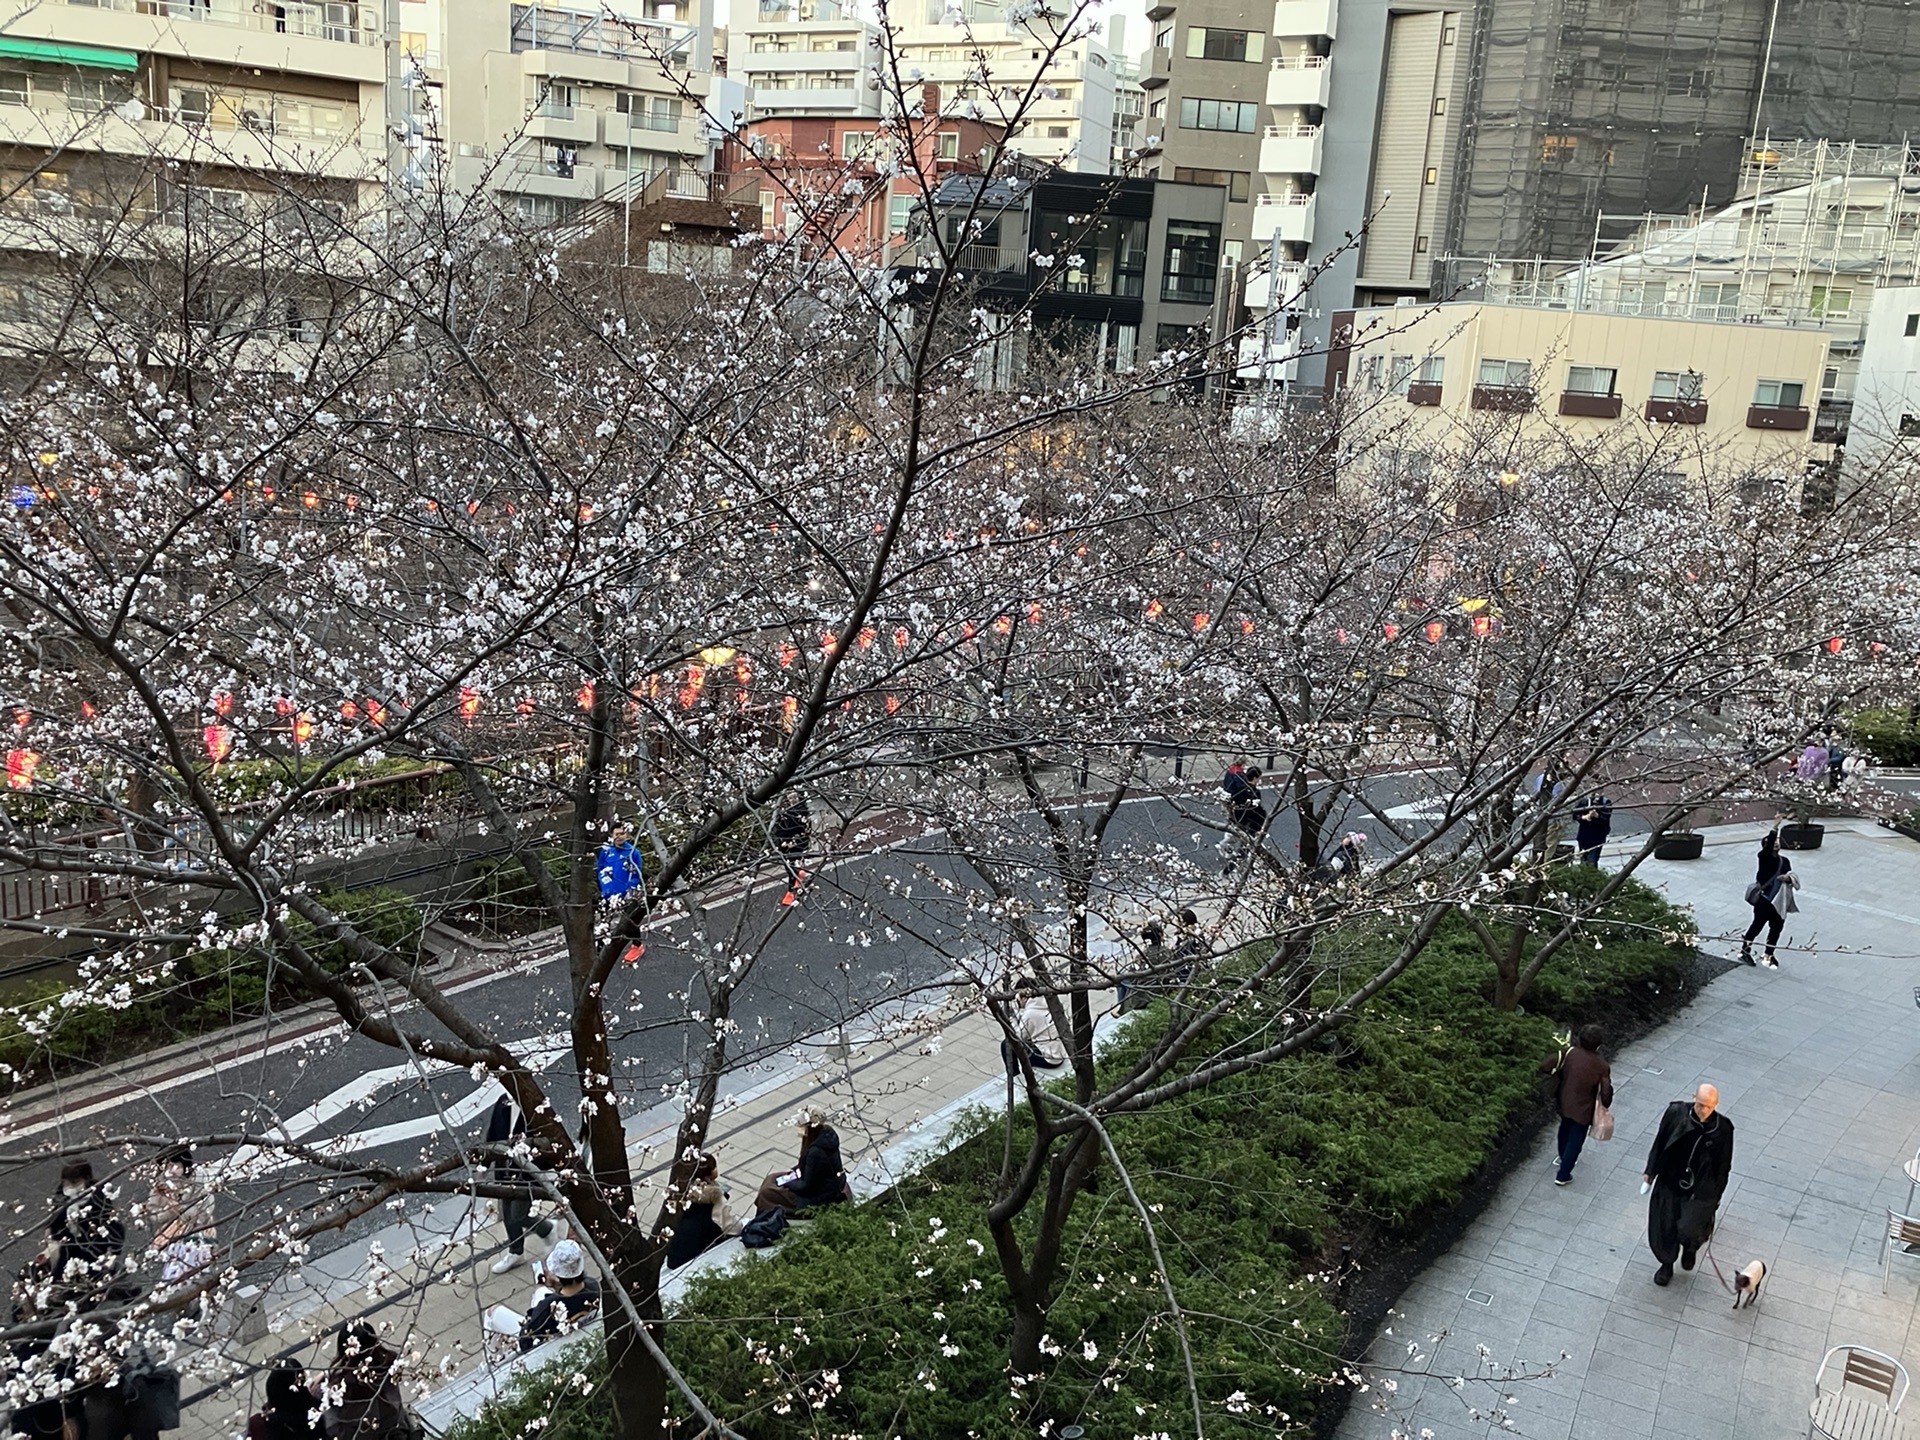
[1850,285,1920,459]
[1138,0,1271,253]
[1332,300,1836,487]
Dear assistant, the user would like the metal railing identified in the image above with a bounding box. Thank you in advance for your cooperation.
[66,0,377,43]
[1270,54,1329,69]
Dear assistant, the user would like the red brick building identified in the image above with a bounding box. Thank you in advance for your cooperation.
[723,89,1005,262]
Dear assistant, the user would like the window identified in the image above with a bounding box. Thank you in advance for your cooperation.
[1424,166,1437,184]
[1388,354,1415,393]
[1161,220,1220,304]
[1541,134,1576,161]
[1153,22,1172,48]
[841,130,874,159]
[1478,358,1530,387]
[1415,235,1428,252]
[1184,27,1264,62]
[1432,96,1447,114]
[1754,379,1805,408]
[65,76,126,114]
[1907,313,1920,337]
[936,131,959,160]
[0,70,29,106]
[1443,23,1457,42]
[1695,281,1739,319]
[1417,355,1444,384]
[1178,97,1259,132]
[887,193,915,235]
[1566,364,1617,396]
[1148,98,1167,119]
[1810,285,1852,316]
[1651,370,1703,401]
[1173,167,1250,203]
[1046,125,1069,138]
[1037,210,1148,298]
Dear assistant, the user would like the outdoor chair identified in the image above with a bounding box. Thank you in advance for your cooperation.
[1810,1345,1909,1440]
[1905,1146,1920,1212]
[1884,1210,1920,1293]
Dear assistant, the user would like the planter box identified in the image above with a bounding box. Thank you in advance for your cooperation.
[1559,392,1622,419]
[1406,381,1442,407]
[1471,384,1535,413]
[1780,821,1825,850]
[1654,831,1705,860]
[1746,404,1811,432]
[1644,398,1708,424]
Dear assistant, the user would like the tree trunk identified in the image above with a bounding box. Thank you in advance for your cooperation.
[1492,964,1520,1012]
[604,1239,669,1434]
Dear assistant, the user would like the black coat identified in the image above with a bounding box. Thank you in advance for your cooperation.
[791,1128,847,1207]
[484,1097,530,1183]
[1646,1100,1734,1205]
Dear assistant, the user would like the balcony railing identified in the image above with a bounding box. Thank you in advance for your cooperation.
[510,2,697,64]
[1644,398,1708,424]
[1470,383,1535,413]
[66,0,379,43]
[618,111,684,133]
[1558,391,1622,418]
[1746,404,1811,432]
[1270,54,1330,69]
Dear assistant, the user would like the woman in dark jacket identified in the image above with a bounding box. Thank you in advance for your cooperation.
[1741,825,1793,968]
[320,1323,407,1440]
[754,1109,850,1215]
[1546,1025,1614,1185]
[665,1153,740,1268]
[248,1360,320,1440]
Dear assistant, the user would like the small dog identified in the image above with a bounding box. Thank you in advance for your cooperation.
[1732,1259,1768,1309]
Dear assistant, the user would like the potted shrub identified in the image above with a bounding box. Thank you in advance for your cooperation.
[1654,825,1705,861]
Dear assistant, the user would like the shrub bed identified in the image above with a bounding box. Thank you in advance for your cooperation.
[448,878,1698,1439]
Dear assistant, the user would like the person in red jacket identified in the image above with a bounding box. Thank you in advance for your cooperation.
[1548,1025,1613,1186]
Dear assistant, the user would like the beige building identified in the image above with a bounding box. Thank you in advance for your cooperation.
[1334,300,1837,486]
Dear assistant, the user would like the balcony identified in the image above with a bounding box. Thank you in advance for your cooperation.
[605,111,696,148]
[1266,54,1330,109]
[1406,381,1442,406]
[1258,123,1323,177]
[64,0,378,43]
[1273,0,1337,39]
[528,102,599,144]
[1471,384,1535,413]
[1813,398,1852,444]
[1644,398,1708,424]
[1746,404,1811,432]
[1242,260,1307,310]
[1558,391,1622,419]
[1142,45,1172,91]
[1249,191,1315,244]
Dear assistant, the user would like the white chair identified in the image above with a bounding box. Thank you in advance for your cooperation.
[1810,1345,1908,1440]
[1884,1210,1920,1293]
[1905,1147,1920,1213]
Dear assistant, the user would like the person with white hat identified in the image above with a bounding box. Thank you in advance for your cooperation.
[484,1238,601,1354]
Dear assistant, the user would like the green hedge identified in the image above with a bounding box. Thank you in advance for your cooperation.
[449,878,1694,1440]
[1846,707,1920,767]
[0,885,423,1082]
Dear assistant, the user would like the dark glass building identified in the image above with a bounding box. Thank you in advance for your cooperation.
[1445,0,1920,263]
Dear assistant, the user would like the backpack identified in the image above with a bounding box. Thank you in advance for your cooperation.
[740,1208,789,1249]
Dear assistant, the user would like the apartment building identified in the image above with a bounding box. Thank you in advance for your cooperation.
[1138,0,1270,253]
[892,170,1226,384]
[1332,300,1836,490]
[723,100,1001,260]
[733,0,1118,174]
[418,0,713,224]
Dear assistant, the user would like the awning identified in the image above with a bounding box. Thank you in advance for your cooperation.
[0,37,140,72]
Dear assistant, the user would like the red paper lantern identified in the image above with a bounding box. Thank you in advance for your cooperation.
[1825,636,1844,655]
[1383,622,1400,641]
[821,629,839,655]
[212,692,233,717]
[678,667,705,709]
[778,642,798,668]
[858,626,877,649]
[1192,612,1210,632]
[516,697,535,717]
[5,748,36,789]
[1145,599,1164,619]
[885,693,901,714]
[781,695,797,726]
[1026,603,1043,627]
[993,615,1013,635]
[302,491,320,509]
[458,687,481,722]
[1471,613,1493,638]
[202,724,232,763]
[292,712,314,745]
[576,682,596,711]
[893,626,910,650]
[10,707,27,730]
[1424,620,1445,644]
[366,699,388,726]
[339,700,360,722]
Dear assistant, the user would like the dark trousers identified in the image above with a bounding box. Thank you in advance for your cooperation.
[501,1192,533,1254]
[1555,1115,1588,1181]
[1743,901,1784,954]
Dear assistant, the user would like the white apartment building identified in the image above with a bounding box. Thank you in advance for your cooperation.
[731,0,1118,174]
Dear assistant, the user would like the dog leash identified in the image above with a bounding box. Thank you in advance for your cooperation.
[1702,1234,1737,1296]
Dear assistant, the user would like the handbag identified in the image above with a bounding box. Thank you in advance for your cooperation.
[1743,882,1765,906]
[1590,1099,1615,1142]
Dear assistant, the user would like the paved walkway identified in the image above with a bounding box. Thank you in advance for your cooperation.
[1343,818,1920,1440]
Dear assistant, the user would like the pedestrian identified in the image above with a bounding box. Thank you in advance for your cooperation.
[1740,824,1797,968]
[1170,908,1206,989]
[753,1108,851,1216]
[146,1143,214,1283]
[1217,763,1266,867]
[481,1094,551,1274]
[594,824,644,903]
[318,1323,408,1440]
[1000,988,1064,1071]
[1825,735,1847,791]
[1643,1082,1734,1286]
[773,797,811,861]
[1795,740,1827,783]
[1543,1025,1613,1185]
[1325,831,1367,879]
[1118,923,1169,1012]
[46,1158,124,1301]
[1573,791,1612,866]
[247,1360,320,1440]
[484,1239,602,1353]
[663,1152,741,1270]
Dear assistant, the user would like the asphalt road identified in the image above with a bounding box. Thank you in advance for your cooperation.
[0,766,1552,1283]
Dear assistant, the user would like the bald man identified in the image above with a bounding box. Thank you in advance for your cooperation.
[1643,1083,1735,1286]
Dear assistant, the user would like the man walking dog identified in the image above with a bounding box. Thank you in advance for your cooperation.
[1643,1082,1734,1286]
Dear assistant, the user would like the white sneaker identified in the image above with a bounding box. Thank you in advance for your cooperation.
[489,1252,525,1274]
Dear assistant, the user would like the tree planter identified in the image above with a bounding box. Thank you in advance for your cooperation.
[1780,822,1825,850]
[1654,832,1705,860]
[1551,842,1577,863]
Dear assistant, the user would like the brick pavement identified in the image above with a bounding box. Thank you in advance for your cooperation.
[1341,819,1920,1440]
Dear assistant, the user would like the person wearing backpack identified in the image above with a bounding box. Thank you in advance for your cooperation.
[1740,824,1795,968]
[1543,1025,1613,1186]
